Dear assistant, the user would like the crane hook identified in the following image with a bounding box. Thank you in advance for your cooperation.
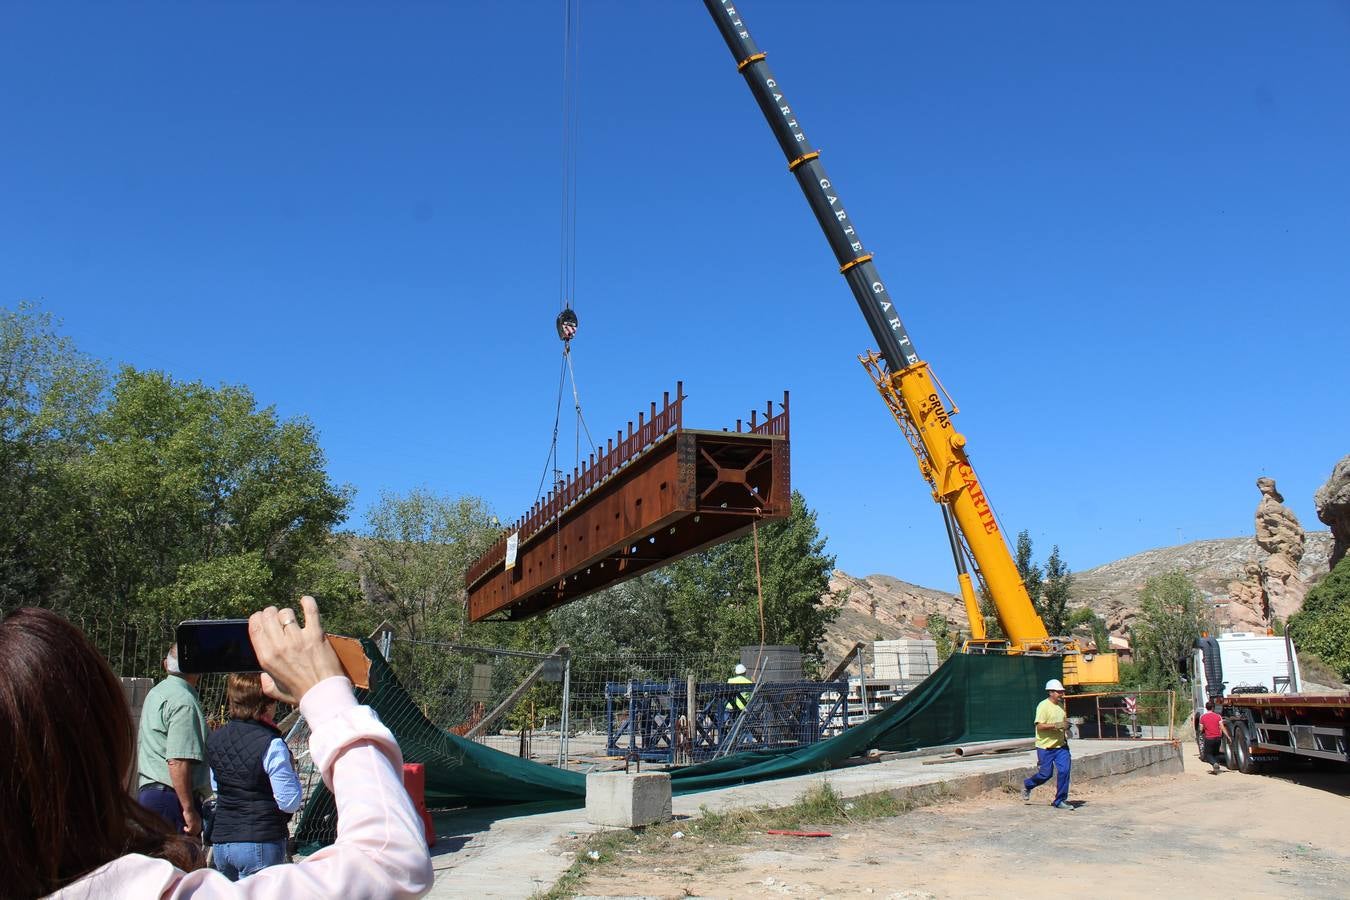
[555,308,578,342]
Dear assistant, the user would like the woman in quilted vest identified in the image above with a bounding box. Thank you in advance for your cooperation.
[207,673,303,880]
[4,596,432,898]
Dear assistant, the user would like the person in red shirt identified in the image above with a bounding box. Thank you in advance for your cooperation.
[1199,699,1230,775]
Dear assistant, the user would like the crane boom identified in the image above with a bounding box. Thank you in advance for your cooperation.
[702,1,1118,684]
[702,1,918,373]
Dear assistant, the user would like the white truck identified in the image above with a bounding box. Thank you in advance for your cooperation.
[1190,632,1348,774]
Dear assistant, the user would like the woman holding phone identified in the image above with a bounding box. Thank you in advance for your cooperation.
[0,596,433,898]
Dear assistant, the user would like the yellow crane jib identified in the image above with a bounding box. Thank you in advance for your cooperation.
[705,0,1118,687]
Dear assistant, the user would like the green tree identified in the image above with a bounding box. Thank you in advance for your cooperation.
[978,586,1005,641]
[1288,557,1350,681]
[1068,606,1110,656]
[664,490,839,670]
[1041,545,1072,636]
[76,368,352,624]
[1131,571,1210,690]
[0,303,104,610]
[1014,530,1043,613]
[549,573,679,660]
[359,488,499,642]
[927,612,954,661]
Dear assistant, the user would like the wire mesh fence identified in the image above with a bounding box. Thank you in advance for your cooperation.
[385,637,572,763]
[22,607,1144,852]
[1064,690,1177,740]
[60,607,951,775]
[343,641,874,770]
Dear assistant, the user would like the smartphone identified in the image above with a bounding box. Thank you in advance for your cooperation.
[176,619,261,674]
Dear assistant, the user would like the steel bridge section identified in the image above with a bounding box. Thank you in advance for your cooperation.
[466,384,790,622]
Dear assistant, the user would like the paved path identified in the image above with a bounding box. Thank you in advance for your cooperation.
[425,739,1181,898]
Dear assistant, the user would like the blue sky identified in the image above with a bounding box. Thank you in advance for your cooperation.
[3,1,1348,591]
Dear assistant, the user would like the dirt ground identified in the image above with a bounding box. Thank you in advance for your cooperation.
[571,748,1350,899]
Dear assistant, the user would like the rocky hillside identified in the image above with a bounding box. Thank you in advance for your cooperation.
[822,532,1334,665]
[1071,532,1332,636]
[821,571,968,665]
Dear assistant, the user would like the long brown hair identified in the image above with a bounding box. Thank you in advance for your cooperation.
[0,608,203,897]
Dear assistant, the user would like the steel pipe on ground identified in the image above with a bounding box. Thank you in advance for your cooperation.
[951,739,1036,757]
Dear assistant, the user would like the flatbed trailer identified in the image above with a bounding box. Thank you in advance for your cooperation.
[1219,692,1350,774]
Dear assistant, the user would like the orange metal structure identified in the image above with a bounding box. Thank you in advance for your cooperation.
[465,384,790,622]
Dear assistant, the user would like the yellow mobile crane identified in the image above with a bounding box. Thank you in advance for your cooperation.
[703,0,1117,686]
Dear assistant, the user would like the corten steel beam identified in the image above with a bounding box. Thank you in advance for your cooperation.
[466,384,790,622]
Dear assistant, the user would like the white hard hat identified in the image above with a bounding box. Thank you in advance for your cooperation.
[734,663,747,675]
[1045,679,1065,692]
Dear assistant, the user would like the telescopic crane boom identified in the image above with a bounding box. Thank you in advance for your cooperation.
[703,0,1117,685]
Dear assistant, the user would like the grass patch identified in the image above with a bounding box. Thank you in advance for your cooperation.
[534,780,953,899]
[695,781,906,840]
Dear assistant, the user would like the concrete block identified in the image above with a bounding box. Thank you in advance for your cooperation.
[872,639,938,680]
[585,771,672,828]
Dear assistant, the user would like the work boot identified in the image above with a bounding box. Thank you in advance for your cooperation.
[1051,801,1074,811]
[1021,786,1032,802]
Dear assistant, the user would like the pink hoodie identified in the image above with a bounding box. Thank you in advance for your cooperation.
[49,677,434,899]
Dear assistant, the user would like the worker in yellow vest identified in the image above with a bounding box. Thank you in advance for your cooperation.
[726,663,753,713]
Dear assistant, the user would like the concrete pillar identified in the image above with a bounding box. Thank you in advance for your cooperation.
[121,677,155,792]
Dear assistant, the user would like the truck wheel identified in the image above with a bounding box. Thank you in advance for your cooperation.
[1224,732,1239,771]
[1234,728,1260,775]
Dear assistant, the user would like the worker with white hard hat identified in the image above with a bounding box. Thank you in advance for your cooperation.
[726,662,752,714]
[1022,677,1073,810]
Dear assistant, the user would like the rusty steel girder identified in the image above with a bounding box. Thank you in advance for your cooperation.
[466,384,790,622]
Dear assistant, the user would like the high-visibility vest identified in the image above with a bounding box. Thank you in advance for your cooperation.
[727,674,752,711]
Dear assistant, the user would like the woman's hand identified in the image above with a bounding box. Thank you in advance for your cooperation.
[250,595,346,705]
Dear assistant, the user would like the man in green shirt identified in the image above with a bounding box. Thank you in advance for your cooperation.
[1022,678,1073,810]
[137,643,211,836]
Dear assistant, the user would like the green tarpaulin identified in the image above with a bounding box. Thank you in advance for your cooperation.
[295,642,1059,848]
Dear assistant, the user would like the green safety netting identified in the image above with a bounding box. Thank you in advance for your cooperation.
[295,640,1059,848]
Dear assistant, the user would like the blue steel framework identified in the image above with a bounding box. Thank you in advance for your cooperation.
[605,679,850,763]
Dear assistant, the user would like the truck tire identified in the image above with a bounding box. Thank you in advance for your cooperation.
[1224,732,1239,771]
[1233,726,1260,775]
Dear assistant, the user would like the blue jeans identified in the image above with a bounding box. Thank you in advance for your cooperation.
[213,839,288,881]
[137,786,203,835]
[1024,746,1071,805]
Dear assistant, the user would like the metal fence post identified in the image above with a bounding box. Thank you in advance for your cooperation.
[854,644,869,726]
[558,651,571,769]
[686,670,697,763]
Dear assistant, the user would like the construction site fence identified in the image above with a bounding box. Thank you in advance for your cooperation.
[39,608,234,726]
[1064,690,1176,741]
[48,605,954,770]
